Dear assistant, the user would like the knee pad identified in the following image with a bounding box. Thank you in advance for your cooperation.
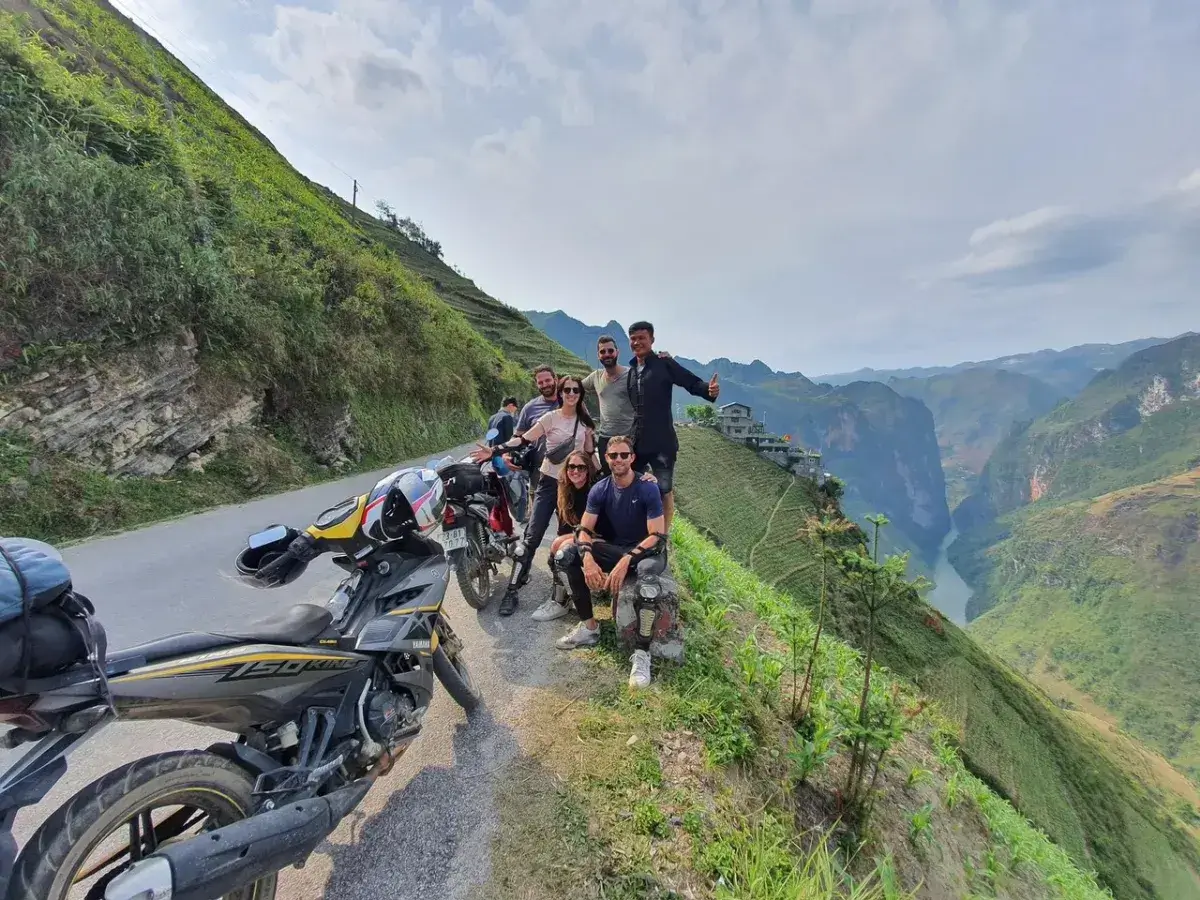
[555,544,580,568]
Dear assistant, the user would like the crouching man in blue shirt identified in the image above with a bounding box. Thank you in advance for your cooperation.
[554,433,667,689]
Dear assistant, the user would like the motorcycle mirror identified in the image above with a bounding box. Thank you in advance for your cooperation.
[247,524,290,549]
[485,427,500,442]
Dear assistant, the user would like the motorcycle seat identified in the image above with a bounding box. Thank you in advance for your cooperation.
[106,604,335,673]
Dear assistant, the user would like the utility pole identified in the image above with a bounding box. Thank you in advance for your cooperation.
[352,179,358,209]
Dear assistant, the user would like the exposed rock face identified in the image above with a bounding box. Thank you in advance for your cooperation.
[0,331,262,476]
[955,334,1200,531]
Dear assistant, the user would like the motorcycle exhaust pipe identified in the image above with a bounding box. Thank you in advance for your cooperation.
[104,778,373,900]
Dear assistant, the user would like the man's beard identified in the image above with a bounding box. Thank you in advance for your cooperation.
[539,385,556,398]
[601,358,618,370]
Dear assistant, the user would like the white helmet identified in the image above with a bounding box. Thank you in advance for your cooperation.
[361,467,445,542]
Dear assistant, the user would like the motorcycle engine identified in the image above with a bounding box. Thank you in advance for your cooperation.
[365,689,415,745]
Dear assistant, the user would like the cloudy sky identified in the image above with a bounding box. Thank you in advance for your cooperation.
[111,0,1199,376]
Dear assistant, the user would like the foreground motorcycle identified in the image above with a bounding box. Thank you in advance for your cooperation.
[435,430,530,610]
[0,465,480,900]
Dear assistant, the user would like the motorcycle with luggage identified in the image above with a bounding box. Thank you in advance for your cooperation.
[433,429,532,610]
[0,464,480,900]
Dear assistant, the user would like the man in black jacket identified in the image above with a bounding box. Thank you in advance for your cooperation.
[486,397,519,446]
[626,320,719,532]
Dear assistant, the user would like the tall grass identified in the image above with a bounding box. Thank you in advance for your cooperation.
[671,518,1115,900]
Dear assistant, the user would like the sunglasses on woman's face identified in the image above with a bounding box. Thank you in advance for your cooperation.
[606,451,632,460]
[566,463,588,472]
[561,386,581,395]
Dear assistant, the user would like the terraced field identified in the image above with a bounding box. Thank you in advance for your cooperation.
[673,426,1200,900]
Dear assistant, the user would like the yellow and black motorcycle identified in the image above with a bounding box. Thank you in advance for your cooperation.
[0,465,479,900]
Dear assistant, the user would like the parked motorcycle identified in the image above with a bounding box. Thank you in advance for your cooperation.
[434,429,530,610]
[0,465,480,900]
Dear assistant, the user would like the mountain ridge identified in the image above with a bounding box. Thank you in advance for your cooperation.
[523,308,949,567]
[817,334,1193,395]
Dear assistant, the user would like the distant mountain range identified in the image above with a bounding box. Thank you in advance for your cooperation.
[815,335,1191,396]
[523,309,949,569]
[950,333,1200,782]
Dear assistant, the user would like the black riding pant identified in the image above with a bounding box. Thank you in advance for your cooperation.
[562,541,667,622]
[517,473,559,582]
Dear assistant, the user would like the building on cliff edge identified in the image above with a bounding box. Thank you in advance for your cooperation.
[712,402,825,483]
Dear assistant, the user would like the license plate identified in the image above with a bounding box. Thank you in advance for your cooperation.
[440,527,469,552]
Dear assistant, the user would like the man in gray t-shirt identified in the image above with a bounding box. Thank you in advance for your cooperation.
[513,365,560,521]
[581,334,638,477]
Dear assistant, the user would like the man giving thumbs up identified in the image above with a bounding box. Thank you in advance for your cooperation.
[626,321,720,532]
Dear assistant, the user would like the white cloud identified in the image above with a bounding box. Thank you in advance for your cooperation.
[108,0,1200,373]
[930,173,1200,290]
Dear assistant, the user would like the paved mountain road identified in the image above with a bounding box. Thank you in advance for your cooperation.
[3,444,570,899]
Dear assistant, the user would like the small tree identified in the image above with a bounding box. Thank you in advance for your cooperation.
[686,404,715,426]
[793,515,853,722]
[838,514,930,807]
[818,475,844,503]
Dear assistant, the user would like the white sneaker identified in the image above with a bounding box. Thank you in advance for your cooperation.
[531,596,570,621]
[556,621,600,650]
[629,649,652,689]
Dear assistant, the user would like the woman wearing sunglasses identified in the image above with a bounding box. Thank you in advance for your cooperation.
[474,374,597,615]
[532,449,658,622]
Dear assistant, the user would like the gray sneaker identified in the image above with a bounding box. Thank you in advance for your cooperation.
[556,621,600,650]
[629,649,652,688]
[531,596,570,622]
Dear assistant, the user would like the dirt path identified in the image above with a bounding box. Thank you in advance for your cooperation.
[282,546,573,899]
[749,475,795,569]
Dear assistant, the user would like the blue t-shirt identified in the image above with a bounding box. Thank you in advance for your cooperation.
[585,476,664,547]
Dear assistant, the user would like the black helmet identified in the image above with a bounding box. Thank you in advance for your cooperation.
[234,524,309,588]
[362,466,445,542]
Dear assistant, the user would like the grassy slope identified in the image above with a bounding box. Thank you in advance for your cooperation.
[967,468,1200,784]
[482,517,1114,900]
[0,0,582,543]
[330,200,587,376]
[672,427,1200,900]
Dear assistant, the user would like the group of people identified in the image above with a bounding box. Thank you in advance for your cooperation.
[473,321,720,688]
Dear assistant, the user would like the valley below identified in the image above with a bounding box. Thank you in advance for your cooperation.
[926,526,972,626]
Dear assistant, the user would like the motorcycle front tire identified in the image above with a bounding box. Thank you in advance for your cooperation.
[433,646,482,713]
[454,519,492,610]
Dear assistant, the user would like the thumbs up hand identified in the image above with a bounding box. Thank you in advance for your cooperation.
[708,372,720,400]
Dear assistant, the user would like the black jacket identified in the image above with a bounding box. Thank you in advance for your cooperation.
[486,409,515,446]
[626,354,713,458]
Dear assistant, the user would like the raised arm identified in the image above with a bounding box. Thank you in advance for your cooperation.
[666,357,719,401]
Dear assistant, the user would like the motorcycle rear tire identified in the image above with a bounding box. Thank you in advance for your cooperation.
[8,749,277,900]
[432,646,482,714]
[455,520,492,610]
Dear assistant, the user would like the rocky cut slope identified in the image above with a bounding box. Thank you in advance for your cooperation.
[0,0,583,541]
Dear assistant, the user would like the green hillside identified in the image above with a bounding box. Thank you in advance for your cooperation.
[0,0,582,541]
[333,208,586,376]
[888,368,1067,510]
[956,335,1200,531]
[673,426,1200,900]
[967,468,1200,783]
